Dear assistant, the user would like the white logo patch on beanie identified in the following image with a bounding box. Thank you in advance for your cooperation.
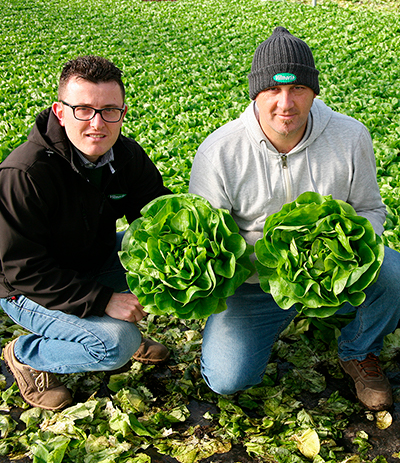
[273,73,297,83]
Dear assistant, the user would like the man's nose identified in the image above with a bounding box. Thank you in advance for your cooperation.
[90,112,105,127]
[277,89,294,110]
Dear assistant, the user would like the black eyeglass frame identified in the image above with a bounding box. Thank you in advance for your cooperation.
[60,100,126,123]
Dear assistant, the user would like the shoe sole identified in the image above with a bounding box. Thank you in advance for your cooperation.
[357,392,393,412]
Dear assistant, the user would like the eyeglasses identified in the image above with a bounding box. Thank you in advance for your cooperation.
[61,101,125,123]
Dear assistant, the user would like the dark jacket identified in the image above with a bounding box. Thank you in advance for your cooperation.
[0,108,171,317]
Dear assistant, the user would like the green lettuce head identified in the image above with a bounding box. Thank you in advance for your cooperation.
[119,193,254,319]
[254,192,385,317]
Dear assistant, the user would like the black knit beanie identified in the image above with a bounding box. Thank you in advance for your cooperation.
[248,27,320,100]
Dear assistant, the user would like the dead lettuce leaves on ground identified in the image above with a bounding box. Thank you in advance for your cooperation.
[0,311,399,463]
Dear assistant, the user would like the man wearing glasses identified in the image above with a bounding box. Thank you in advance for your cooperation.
[0,56,171,410]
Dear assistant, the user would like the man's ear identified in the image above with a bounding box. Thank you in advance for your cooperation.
[121,104,128,122]
[52,101,65,126]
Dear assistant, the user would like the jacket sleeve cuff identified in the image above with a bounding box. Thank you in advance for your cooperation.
[81,285,115,318]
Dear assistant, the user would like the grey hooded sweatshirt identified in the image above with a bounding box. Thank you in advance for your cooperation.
[189,98,386,282]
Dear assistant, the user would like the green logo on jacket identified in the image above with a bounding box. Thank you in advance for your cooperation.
[273,73,297,83]
[109,194,127,200]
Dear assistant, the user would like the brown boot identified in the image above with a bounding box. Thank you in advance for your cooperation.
[339,353,393,411]
[132,337,170,365]
[3,339,73,411]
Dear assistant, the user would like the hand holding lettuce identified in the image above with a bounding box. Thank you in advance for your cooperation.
[119,193,254,319]
[254,192,384,317]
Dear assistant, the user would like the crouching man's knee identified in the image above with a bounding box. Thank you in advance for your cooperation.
[200,363,261,395]
[87,321,142,372]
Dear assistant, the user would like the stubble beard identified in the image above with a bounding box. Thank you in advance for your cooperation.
[280,119,293,138]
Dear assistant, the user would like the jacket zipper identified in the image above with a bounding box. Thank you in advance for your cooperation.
[281,154,292,203]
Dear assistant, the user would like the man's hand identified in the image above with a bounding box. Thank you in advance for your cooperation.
[105,293,147,323]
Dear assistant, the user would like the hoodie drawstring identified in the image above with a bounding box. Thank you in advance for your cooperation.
[260,140,273,200]
[305,148,319,194]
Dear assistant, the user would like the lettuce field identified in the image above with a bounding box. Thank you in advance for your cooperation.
[1,0,400,461]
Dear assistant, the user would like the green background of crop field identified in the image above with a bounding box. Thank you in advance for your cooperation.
[1,0,400,204]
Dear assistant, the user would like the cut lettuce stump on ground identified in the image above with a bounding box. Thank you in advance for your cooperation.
[255,191,385,318]
[119,193,254,319]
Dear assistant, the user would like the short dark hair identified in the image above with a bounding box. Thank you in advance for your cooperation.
[58,55,125,100]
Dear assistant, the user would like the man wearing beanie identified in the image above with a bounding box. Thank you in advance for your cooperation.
[189,27,400,411]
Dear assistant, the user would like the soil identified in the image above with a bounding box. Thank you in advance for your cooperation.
[1,356,400,463]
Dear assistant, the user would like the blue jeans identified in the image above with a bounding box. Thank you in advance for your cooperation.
[201,246,400,395]
[0,232,142,374]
